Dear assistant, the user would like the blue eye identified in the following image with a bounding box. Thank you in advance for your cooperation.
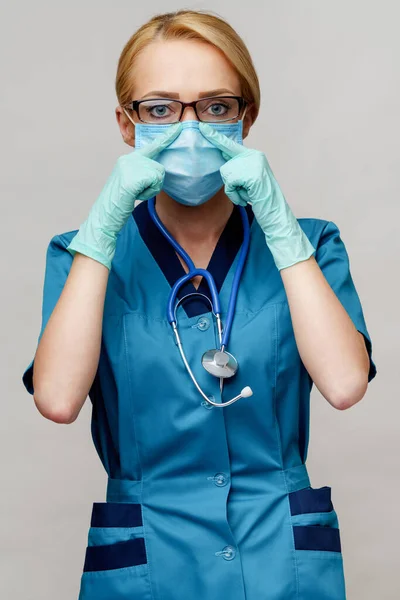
[208,103,229,116]
[149,105,169,117]
[140,100,179,123]
[143,104,170,118]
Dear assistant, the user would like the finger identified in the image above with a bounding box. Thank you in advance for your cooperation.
[133,163,165,201]
[224,181,248,207]
[226,189,247,206]
[199,122,246,159]
[136,184,163,201]
[136,122,183,159]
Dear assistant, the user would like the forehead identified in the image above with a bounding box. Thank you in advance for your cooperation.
[131,39,241,99]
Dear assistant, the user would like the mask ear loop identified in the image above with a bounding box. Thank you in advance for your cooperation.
[123,107,135,125]
[237,102,249,143]
[122,107,136,146]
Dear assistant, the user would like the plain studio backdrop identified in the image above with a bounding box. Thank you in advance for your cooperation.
[1,1,398,598]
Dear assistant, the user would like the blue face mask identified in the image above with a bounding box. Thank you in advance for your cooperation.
[133,119,243,206]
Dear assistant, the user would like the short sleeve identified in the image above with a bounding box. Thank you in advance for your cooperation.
[315,221,377,383]
[22,234,73,395]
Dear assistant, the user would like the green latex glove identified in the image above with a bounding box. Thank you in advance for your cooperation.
[199,122,316,270]
[66,122,183,270]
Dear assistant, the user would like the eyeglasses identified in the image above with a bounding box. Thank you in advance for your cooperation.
[124,95,247,124]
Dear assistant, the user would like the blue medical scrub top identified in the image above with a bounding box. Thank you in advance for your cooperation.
[23,200,377,600]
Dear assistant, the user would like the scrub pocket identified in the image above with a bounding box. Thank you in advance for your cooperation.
[78,502,153,600]
[289,486,346,600]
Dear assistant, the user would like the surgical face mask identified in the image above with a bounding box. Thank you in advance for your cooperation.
[126,112,243,206]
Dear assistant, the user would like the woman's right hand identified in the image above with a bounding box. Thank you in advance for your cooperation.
[66,122,182,270]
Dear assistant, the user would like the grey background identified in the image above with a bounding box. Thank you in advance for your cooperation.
[1,1,398,598]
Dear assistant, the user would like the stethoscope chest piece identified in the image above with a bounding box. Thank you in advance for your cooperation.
[201,349,238,378]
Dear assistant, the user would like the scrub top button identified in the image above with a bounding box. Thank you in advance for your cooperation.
[201,396,214,409]
[215,545,236,560]
[213,472,229,487]
[197,317,210,331]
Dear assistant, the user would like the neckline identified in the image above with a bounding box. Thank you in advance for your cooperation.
[132,199,254,318]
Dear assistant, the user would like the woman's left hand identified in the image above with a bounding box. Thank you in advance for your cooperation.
[199,122,316,271]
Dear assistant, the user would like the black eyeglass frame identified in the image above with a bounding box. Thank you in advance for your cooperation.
[124,95,248,124]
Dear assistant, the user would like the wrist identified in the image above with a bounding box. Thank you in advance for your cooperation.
[66,225,116,271]
[265,228,316,271]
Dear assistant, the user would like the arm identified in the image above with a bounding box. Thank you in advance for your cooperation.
[198,124,376,407]
[33,252,108,424]
[280,255,370,409]
[25,124,183,423]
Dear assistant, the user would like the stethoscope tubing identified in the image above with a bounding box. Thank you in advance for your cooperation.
[147,196,253,407]
[168,269,221,323]
[147,197,196,272]
[147,196,250,349]
[220,203,250,348]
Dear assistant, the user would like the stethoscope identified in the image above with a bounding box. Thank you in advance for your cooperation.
[148,197,254,407]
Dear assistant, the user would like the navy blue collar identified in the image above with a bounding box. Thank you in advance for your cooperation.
[133,199,254,318]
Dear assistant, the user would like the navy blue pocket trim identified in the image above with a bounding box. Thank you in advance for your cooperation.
[289,486,333,516]
[90,502,143,528]
[293,525,341,552]
[83,537,147,572]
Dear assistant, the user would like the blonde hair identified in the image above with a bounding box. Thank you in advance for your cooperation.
[115,9,260,122]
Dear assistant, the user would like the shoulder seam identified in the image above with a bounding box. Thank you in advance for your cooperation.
[57,233,70,247]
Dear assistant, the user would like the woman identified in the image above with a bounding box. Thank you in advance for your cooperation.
[22,9,376,600]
